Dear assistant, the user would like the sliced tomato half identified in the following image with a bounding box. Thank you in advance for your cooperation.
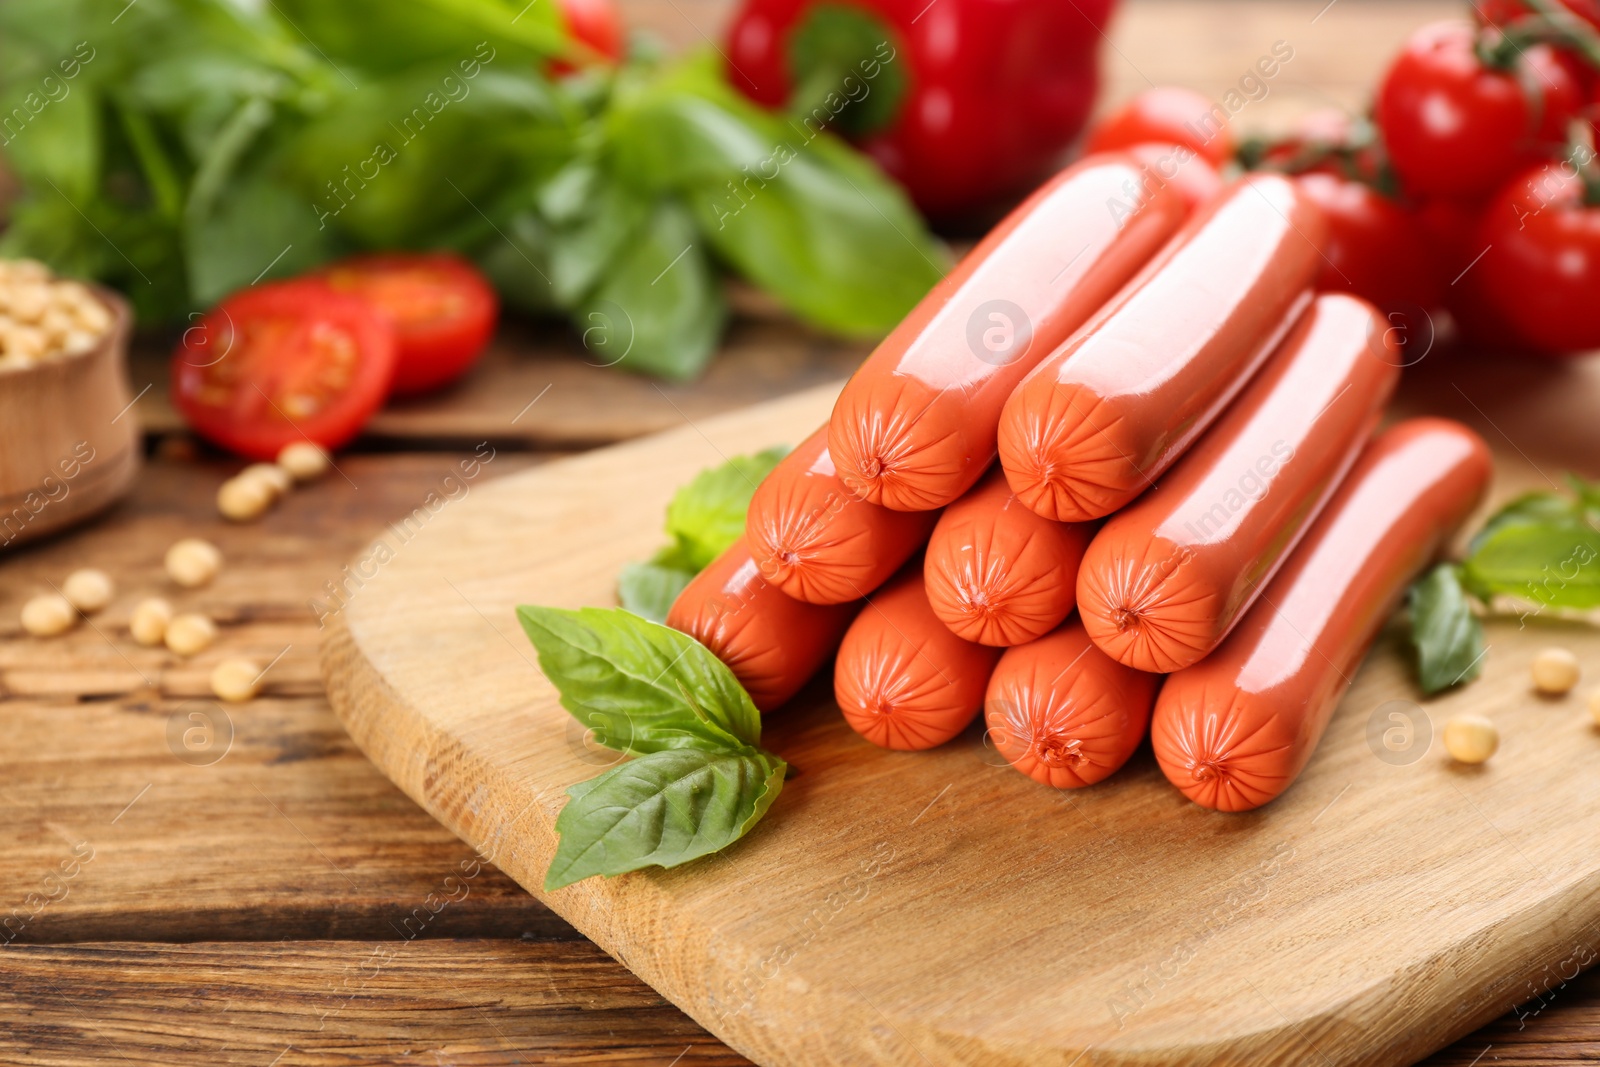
[172,281,397,460]
[314,253,499,396]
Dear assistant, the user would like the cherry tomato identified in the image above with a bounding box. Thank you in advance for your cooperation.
[1251,108,1383,183]
[1404,197,1519,348]
[1086,87,1234,168]
[314,253,498,396]
[1375,20,1582,201]
[1476,0,1600,31]
[1414,195,1487,272]
[1474,161,1600,354]
[1446,268,1528,352]
[1293,173,1444,315]
[1125,143,1224,214]
[554,0,624,68]
[172,282,397,460]
[1405,195,1520,349]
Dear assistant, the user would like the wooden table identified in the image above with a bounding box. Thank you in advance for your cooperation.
[5,1,1598,1063]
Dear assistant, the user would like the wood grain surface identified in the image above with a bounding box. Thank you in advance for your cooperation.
[0,941,746,1066]
[322,380,1600,1066]
[7,0,1599,1062]
[0,944,1594,1066]
[0,457,565,943]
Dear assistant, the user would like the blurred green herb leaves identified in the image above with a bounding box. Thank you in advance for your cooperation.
[0,0,945,378]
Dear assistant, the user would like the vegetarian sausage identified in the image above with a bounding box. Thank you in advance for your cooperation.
[828,154,1187,512]
[923,466,1094,646]
[835,565,1004,749]
[985,620,1160,788]
[1150,418,1492,811]
[998,173,1325,522]
[746,424,939,604]
[666,537,858,712]
[1077,293,1401,673]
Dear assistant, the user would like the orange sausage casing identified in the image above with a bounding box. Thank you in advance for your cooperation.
[1076,293,1401,674]
[998,173,1326,522]
[835,566,1004,750]
[746,424,939,605]
[922,466,1094,646]
[985,620,1160,789]
[1150,418,1492,811]
[828,154,1187,513]
[666,538,858,712]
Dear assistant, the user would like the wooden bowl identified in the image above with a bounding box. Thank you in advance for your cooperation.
[0,288,140,550]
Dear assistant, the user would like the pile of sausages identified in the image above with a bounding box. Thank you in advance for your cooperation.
[665,154,1493,813]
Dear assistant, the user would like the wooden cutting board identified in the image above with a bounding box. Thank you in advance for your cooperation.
[322,361,1600,1067]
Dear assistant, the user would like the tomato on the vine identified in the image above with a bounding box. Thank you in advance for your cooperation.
[313,253,498,396]
[1475,0,1600,32]
[1414,196,1487,272]
[1375,20,1582,200]
[1087,86,1234,167]
[172,282,397,460]
[1246,108,1384,184]
[1407,196,1533,350]
[1473,161,1600,354]
[1293,172,1444,315]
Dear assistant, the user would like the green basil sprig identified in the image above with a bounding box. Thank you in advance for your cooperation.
[524,445,793,887]
[1407,473,1600,694]
[1407,563,1486,695]
[517,606,786,891]
[615,562,696,626]
[616,445,788,622]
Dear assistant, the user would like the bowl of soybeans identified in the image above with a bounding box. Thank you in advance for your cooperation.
[0,259,140,549]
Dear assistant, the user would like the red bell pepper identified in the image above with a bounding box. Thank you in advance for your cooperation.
[723,0,1115,215]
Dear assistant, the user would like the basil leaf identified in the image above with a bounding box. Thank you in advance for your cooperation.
[576,198,725,381]
[185,170,338,303]
[0,0,90,67]
[0,179,191,322]
[608,55,946,336]
[1407,564,1485,695]
[476,208,560,313]
[184,95,274,227]
[692,109,944,335]
[1566,473,1600,517]
[270,0,566,73]
[1467,490,1579,556]
[1461,519,1600,610]
[617,562,695,624]
[662,445,789,573]
[544,746,785,890]
[114,99,185,221]
[537,159,600,223]
[287,68,568,249]
[545,175,651,306]
[0,74,100,200]
[516,605,762,753]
